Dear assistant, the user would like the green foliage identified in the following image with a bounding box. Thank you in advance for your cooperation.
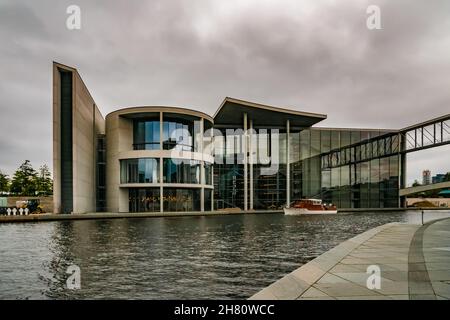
[36,164,53,196]
[0,171,9,194]
[445,172,450,182]
[10,160,38,196]
[412,179,421,187]
[8,160,53,196]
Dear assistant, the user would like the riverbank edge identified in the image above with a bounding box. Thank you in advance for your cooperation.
[0,207,447,223]
[248,222,404,300]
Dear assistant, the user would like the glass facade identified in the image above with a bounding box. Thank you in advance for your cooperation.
[204,162,213,185]
[120,158,159,184]
[124,113,213,213]
[129,188,161,212]
[163,158,201,184]
[133,117,160,150]
[213,126,400,210]
[162,117,195,151]
[119,108,404,212]
[294,128,400,209]
[163,188,201,212]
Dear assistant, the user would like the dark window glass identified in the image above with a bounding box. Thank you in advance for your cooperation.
[204,189,212,211]
[120,158,159,183]
[204,162,213,185]
[163,188,201,212]
[129,188,160,212]
[133,118,160,150]
[162,118,194,151]
[163,158,200,184]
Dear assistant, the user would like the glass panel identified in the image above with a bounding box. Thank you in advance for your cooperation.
[351,131,361,145]
[299,129,310,160]
[204,189,212,211]
[320,130,331,153]
[360,161,370,208]
[310,130,320,157]
[120,158,160,184]
[133,119,160,150]
[340,131,351,148]
[331,130,340,150]
[370,159,380,208]
[163,159,201,184]
[129,188,160,212]
[163,188,201,212]
[204,162,213,185]
[340,165,350,208]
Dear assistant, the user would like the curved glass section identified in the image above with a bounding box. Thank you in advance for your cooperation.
[162,117,195,151]
[120,158,160,184]
[163,188,201,211]
[133,118,160,150]
[204,162,213,185]
[129,188,160,212]
[163,158,200,184]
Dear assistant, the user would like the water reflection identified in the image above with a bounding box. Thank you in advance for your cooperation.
[0,210,449,299]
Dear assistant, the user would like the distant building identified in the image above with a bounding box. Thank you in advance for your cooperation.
[422,170,431,185]
[432,174,446,184]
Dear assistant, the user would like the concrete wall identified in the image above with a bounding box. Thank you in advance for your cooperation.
[105,113,133,212]
[53,62,105,214]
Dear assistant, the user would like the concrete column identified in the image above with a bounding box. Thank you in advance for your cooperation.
[400,133,407,208]
[211,126,214,211]
[200,118,205,212]
[160,111,164,212]
[243,113,248,211]
[249,119,254,210]
[286,120,291,208]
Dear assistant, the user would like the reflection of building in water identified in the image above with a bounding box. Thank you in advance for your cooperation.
[52,62,450,213]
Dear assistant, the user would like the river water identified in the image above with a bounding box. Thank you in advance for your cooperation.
[1,210,449,299]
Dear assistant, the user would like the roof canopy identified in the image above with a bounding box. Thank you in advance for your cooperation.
[213,97,326,129]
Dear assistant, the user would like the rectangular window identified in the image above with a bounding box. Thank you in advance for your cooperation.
[120,158,160,184]
[163,159,200,184]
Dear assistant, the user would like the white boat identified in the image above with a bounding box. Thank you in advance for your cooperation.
[284,199,338,215]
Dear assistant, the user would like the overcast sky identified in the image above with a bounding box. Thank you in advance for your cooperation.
[0,0,449,184]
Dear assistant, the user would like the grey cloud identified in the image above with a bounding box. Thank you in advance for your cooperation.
[0,0,449,183]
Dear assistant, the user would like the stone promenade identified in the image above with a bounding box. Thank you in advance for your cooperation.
[250,218,450,300]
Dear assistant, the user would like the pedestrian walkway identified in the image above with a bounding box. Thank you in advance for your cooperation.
[250,218,450,300]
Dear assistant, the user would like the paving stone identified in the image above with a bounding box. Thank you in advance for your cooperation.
[431,281,450,299]
[249,219,450,300]
[313,282,383,297]
[300,287,330,298]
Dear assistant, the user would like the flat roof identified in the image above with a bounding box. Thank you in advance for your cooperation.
[213,97,327,128]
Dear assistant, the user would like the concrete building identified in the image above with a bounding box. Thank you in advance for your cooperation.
[53,62,409,213]
[422,170,431,185]
[53,62,105,214]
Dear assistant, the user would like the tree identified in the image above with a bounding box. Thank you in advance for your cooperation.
[445,172,450,182]
[412,179,421,187]
[10,160,38,196]
[0,171,9,195]
[35,164,53,196]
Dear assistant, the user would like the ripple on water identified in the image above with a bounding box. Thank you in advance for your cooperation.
[1,210,450,299]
